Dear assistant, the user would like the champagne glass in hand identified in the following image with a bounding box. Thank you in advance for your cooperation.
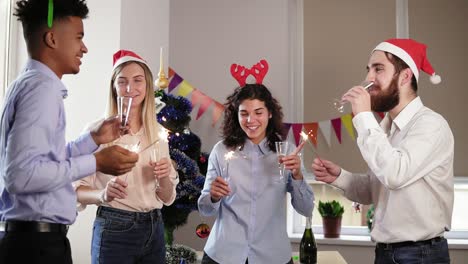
[275,141,289,183]
[150,142,161,190]
[333,80,374,113]
[117,96,133,133]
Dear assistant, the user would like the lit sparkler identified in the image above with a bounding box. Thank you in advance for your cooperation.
[300,131,324,165]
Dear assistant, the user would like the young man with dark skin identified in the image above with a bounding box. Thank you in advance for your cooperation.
[311,39,453,264]
[0,1,138,263]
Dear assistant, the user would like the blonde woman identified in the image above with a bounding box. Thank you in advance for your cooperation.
[75,50,178,263]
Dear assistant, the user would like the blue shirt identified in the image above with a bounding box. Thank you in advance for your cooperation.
[0,59,97,224]
[198,138,314,264]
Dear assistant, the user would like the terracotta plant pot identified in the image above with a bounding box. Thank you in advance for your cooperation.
[322,216,342,238]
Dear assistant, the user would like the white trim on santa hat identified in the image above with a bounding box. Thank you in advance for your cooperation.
[113,56,147,71]
[373,42,419,82]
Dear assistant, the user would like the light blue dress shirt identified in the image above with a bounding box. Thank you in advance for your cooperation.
[0,59,97,224]
[198,138,314,264]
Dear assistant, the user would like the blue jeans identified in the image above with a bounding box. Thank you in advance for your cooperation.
[91,206,166,264]
[374,237,450,264]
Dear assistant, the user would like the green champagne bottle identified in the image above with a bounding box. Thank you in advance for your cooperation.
[299,216,317,264]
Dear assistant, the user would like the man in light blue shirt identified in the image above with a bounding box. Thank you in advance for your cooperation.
[0,1,138,263]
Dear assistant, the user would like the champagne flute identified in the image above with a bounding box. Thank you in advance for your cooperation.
[150,141,161,191]
[117,96,133,130]
[332,81,374,113]
[275,141,289,183]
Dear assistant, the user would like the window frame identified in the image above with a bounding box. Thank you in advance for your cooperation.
[0,0,18,100]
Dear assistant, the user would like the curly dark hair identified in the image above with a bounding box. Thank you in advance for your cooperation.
[14,0,89,46]
[222,84,285,152]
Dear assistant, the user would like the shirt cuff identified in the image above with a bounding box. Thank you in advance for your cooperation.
[330,168,353,191]
[169,166,179,185]
[76,131,99,154]
[290,176,309,196]
[72,154,97,182]
[352,112,380,135]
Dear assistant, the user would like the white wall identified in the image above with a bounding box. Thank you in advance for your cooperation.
[170,0,294,149]
[120,0,170,75]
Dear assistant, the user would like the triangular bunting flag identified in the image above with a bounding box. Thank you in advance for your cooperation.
[331,118,342,144]
[168,67,175,79]
[291,123,303,146]
[176,80,194,97]
[191,89,203,107]
[319,120,331,147]
[303,123,318,146]
[196,93,213,120]
[168,73,183,93]
[341,114,355,140]
[282,123,292,140]
[212,102,224,127]
[377,112,385,119]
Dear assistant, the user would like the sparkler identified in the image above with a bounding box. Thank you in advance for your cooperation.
[223,151,235,179]
[300,131,324,165]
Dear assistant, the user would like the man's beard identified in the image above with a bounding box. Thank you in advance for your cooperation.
[371,76,400,112]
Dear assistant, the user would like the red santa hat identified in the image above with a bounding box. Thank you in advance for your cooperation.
[373,38,441,84]
[112,49,148,70]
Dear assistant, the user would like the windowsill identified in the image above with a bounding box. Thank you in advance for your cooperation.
[289,234,468,249]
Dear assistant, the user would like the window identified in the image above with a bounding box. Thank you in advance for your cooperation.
[288,176,468,241]
[0,0,15,100]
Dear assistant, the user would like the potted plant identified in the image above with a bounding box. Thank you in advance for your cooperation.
[318,200,345,238]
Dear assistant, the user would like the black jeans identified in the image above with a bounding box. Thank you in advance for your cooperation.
[0,231,72,264]
[202,252,294,264]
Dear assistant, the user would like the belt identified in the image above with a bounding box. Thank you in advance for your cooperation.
[0,221,68,234]
[376,237,444,250]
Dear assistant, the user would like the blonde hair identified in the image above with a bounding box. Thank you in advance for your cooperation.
[105,61,161,145]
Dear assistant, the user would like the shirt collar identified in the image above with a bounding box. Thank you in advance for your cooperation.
[391,96,424,132]
[25,59,69,99]
[243,137,272,155]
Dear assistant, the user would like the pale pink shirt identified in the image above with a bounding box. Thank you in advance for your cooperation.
[75,127,178,212]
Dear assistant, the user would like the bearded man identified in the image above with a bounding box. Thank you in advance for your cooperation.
[311,39,454,264]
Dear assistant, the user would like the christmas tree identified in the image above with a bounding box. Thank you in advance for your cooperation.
[155,89,209,246]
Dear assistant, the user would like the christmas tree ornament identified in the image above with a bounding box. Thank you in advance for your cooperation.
[195,223,211,239]
[352,202,361,213]
[155,47,169,89]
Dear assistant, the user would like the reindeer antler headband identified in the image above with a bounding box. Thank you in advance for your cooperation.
[230,59,269,87]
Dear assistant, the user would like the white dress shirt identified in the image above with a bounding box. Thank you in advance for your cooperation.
[332,97,454,243]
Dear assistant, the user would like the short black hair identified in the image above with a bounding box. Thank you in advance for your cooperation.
[14,0,89,44]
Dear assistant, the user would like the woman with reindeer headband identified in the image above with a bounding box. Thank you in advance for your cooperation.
[198,60,314,264]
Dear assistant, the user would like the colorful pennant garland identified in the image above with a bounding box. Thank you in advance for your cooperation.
[167,67,385,148]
